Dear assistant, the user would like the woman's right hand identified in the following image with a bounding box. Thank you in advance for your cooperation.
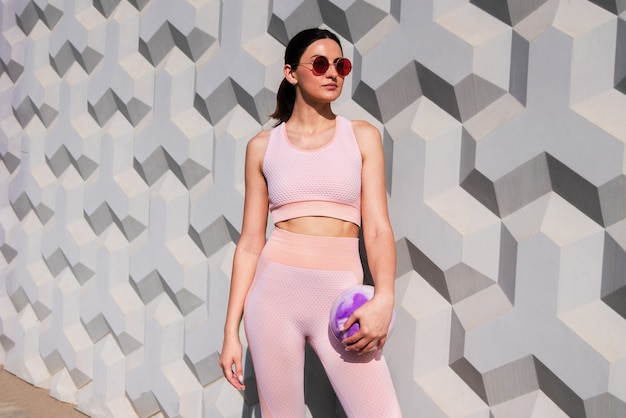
[218,334,246,390]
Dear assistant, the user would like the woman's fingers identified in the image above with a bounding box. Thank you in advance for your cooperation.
[219,353,246,390]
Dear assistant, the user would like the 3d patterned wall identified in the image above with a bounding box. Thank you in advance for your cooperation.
[1,0,625,417]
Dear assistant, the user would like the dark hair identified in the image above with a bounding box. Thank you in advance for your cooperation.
[270,28,343,126]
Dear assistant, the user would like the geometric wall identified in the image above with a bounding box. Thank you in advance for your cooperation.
[1,0,625,416]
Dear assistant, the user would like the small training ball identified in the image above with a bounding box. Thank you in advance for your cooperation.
[329,285,395,344]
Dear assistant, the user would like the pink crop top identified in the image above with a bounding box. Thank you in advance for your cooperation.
[263,116,362,226]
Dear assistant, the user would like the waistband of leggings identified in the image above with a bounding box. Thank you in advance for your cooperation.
[262,227,360,268]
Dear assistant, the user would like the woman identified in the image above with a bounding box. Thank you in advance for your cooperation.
[219,28,401,417]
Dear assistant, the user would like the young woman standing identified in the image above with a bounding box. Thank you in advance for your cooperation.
[219,28,401,417]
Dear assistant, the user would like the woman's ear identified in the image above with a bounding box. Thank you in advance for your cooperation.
[284,64,297,86]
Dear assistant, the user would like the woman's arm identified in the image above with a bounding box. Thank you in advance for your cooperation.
[343,120,396,354]
[219,131,269,389]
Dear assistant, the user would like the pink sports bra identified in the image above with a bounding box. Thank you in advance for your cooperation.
[263,116,362,226]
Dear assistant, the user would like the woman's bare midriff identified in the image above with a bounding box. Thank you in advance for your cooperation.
[275,216,359,238]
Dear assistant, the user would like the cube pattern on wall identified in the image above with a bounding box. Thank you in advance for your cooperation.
[1,0,625,417]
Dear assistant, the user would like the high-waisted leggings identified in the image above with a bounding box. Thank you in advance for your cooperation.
[244,228,401,417]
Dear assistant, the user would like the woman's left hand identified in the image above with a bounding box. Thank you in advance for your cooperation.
[341,292,394,354]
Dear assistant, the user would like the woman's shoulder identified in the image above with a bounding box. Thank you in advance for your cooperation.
[246,128,273,161]
[249,127,272,142]
[248,125,276,148]
[345,118,381,147]
[348,118,376,132]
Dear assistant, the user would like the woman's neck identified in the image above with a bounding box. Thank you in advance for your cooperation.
[288,106,335,131]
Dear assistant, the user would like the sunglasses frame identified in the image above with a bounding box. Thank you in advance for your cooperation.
[293,56,352,77]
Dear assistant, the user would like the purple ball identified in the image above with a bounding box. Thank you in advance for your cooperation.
[329,285,395,344]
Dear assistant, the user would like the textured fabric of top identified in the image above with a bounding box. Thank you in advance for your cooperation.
[263,116,362,226]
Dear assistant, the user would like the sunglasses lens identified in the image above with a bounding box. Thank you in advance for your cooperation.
[312,56,330,75]
[336,58,352,76]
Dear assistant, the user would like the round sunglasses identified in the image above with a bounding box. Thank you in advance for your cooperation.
[294,56,352,77]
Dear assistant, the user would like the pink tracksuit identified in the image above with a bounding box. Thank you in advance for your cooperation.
[243,117,401,417]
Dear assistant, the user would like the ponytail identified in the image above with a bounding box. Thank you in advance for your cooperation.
[270,78,296,126]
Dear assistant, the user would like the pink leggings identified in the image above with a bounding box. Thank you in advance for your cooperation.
[244,228,401,417]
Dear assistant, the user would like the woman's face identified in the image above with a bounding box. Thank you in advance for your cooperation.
[289,38,347,103]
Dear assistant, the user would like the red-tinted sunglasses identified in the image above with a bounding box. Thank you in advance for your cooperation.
[295,56,352,77]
